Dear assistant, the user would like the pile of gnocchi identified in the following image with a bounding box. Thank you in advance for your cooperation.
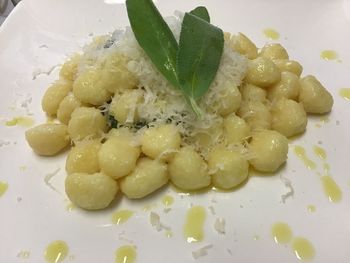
[25,32,333,210]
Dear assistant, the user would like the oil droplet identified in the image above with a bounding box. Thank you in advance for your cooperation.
[294,146,316,170]
[44,240,69,263]
[263,28,280,40]
[253,235,260,241]
[19,166,27,171]
[339,88,350,101]
[0,181,8,197]
[307,205,316,213]
[271,222,293,244]
[112,210,134,225]
[162,195,174,207]
[115,245,137,263]
[5,116,34,127]
[184,206,206,243]
[165,230,173,238]
[321,176,342,203]
[17,250,30,259]
[320,50,338,61]
[313,145,327,160]
[292,237,315,261]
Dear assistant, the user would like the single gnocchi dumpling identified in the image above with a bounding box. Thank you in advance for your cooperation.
[73,68,111,106]
[57,93,83,125]
[268,71,300,101]
[208,146,249,189]
[240,83,267,102]
[119,158,168,199]
[25,123,70,156]
[230,33,258,59]
[273,59,303,77]
[259,43,289,60]
[59,54,81,81]
[66,140,101,175]
[271,98,307,137]
[99,53,138,93]
[168,146,211,191]
[238,101,272,130]
[223,114,250,145]
[109,89,144,124]
[42,80,72,116]
[65,172,118,210]
[245,57,281,88]
[299,75,334,114]
[141,124,181,160]
[212,82,241,116]
[98,136,141,179]
[249,130,288,172]
[68,107,107,141]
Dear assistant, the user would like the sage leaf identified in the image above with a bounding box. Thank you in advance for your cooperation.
[190,6,210,23]
[126,0,179,88]
[177,12,224,116]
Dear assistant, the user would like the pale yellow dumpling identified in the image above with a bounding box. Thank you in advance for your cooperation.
[213,82,241,116]
[42,80,72,116]
[57,93,82,124]
[240,83,267,102]
[249,130,288,172]
[230,33,258,59]
[119,158,168,199]
[141,124,181,160]
[238,101,272,130]
[59,54,80,81]
[259,43,289,60]
[208,147,249,189]
[109,89,144,123]
[268,71,300,101]
[273,59,303,77]
[223,114,250,145]
[245,57,281,88]
[73,68,111,106]
[98,136,140,179]
[99,53,138,93]
[68,107,107,141]
[65,172,118,210]
[192,121,223,151]
[271,98,307,137]
[25,123,70,156]
[299,75,333,114]
[168,146,210,190]
[66,141,101,175]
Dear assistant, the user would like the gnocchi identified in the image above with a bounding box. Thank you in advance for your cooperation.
[65,172,118,210]
[119,158,168,199]
[299,75,334,113]
[169,147,211,190]
[249,130,288,172]
[208,147,249,189]
[68,107,107,141]
[25,123,70,156]
[27,14,335,210]
[42,80,72,116]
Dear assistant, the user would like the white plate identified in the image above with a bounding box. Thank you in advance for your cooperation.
[1,0,350,262]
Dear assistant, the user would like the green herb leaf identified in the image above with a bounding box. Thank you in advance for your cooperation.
[126,0,179,88]
[190,6,210,23]
[177,12,224,116]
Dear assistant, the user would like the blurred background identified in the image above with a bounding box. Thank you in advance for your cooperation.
[0,0,20,25]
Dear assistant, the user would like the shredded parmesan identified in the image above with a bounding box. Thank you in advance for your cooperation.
[192,244,213,259]
[44,168,61,194]
[149,212,171,232]
[214,218,226,234]
[280,175,295,203]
